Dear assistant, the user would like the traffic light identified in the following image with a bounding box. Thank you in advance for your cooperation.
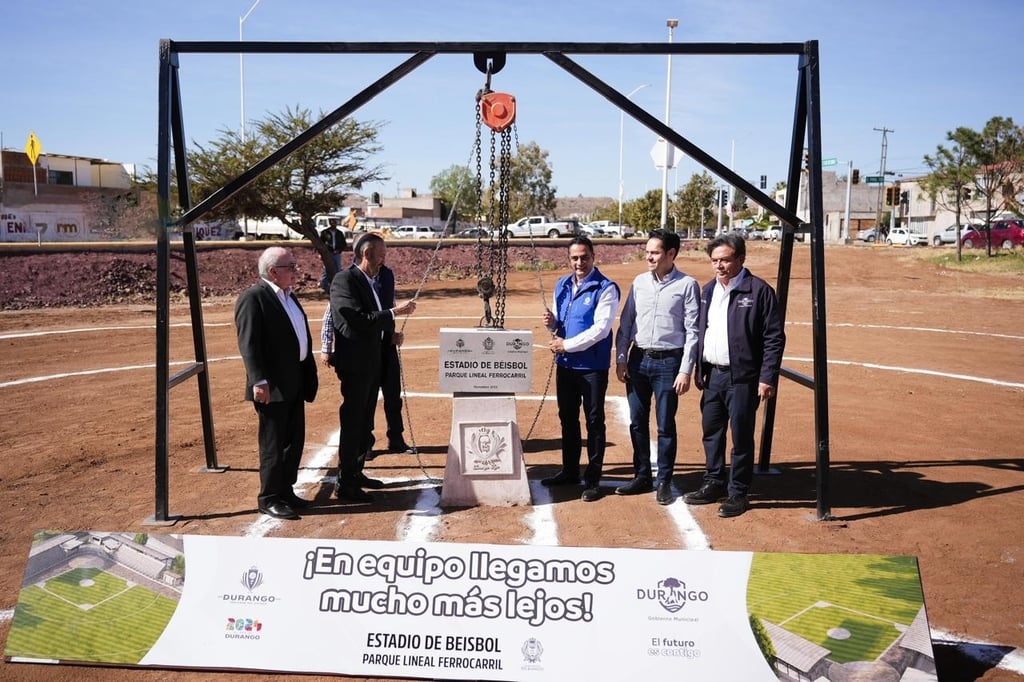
[370,191,381,205]
[803,149,810,170]
[852,169,860,184]
[760,175,767,190]
[885,187,895,206]
[900,191,909,205]
[719,188,729,207]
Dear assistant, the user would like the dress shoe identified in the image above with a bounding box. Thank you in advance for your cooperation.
[718,495,750,518]
[356,474,385,490]
[335,484,373,503]
[258,501,299,520]
[656,482,674,506]
[541,471,580,487]
[581,486,602,502]
[682,481,727,505]
[387,441,416,454]
[283,493,311,509]
[616,477,654,495]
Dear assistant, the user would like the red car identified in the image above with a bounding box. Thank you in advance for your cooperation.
[961,219,1024,249]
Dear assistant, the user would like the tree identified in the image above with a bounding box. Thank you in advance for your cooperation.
[624,188,666,233]
[177,105,387,280]
[730,187,750,216]
[965,116,1024,256]
[671,172,717,237]
[921,126,977,261]
[429,164,477,230]
[748,614,777,669]
[502,141,557,219]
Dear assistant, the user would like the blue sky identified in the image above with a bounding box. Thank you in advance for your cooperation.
[2,0,1020,203]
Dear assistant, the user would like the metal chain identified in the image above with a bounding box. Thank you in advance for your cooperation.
[473,99,485,281]
[494,127,513,328]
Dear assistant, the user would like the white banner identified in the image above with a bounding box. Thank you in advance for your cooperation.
[5,532,936,681]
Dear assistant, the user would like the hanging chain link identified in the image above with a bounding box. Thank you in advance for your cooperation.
[493,126,513,328]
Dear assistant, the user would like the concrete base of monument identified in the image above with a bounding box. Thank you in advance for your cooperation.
[439,394,532,507]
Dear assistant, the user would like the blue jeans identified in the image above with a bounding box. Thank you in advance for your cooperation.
[626,352,681,486]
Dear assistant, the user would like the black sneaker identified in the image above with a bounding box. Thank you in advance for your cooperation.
[616,477,654,495]
[388,441,416,454]
[682,482,727,505]
[656,482,674,505]
[541,471,580,487]
[581,486,602,502]
[718,495,749,518]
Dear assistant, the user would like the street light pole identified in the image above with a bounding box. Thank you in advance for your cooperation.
[239,0,263,143]
[618,83,650,228]
[660,19,679,231]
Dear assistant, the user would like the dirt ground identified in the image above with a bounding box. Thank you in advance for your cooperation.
[0,239,1022,681]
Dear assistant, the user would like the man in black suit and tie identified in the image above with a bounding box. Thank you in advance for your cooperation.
[235,247,319,520]
[330,233,417,501]
[374,261,415,454]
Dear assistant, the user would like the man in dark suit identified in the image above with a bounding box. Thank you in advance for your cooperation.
[235,247,318,520]
[375,261,415,454]
[330,233,417,502]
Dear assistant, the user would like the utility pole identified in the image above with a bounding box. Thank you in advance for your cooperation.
[843,159,852,241]
[873,127,893,233]
[659,19,678,231]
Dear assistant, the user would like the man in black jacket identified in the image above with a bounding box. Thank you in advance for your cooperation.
[683,233,785,518]
[235,247,318,520]
[330,233,416,502]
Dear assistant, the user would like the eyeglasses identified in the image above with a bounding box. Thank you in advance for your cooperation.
[272,263,298,271]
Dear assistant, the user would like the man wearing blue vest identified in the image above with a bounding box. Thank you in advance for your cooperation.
[541,236,620,502]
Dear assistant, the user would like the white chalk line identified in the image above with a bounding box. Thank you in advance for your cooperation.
[5,318,1020,342]
[787,320,1024,342]
[4,351,1020,391]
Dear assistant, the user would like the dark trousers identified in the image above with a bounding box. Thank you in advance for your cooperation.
[625,352,681,486]
[381,345,404,445]
[700,366,759,497]
[555,366,609,487]
[254,398,305,506]
[320,253,343,292]
[338,371,380,485]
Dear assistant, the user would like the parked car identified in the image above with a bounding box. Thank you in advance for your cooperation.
[932,223,975,246]
[453,227,491,239]
[961,219,1024,250]
[856,227,879,243]
[764,227,782,241]
[580,223,607,238]
[393,224,439,239]
[589,221,635,237]
[885,227,927,247]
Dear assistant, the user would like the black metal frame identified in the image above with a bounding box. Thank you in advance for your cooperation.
[154,39,832,522]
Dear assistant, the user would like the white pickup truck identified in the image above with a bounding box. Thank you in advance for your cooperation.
[229,213,346,240]
[502,216,581,238]
[587,220,635,237]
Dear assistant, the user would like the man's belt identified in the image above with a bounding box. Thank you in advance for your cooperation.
[636,347,683,359]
